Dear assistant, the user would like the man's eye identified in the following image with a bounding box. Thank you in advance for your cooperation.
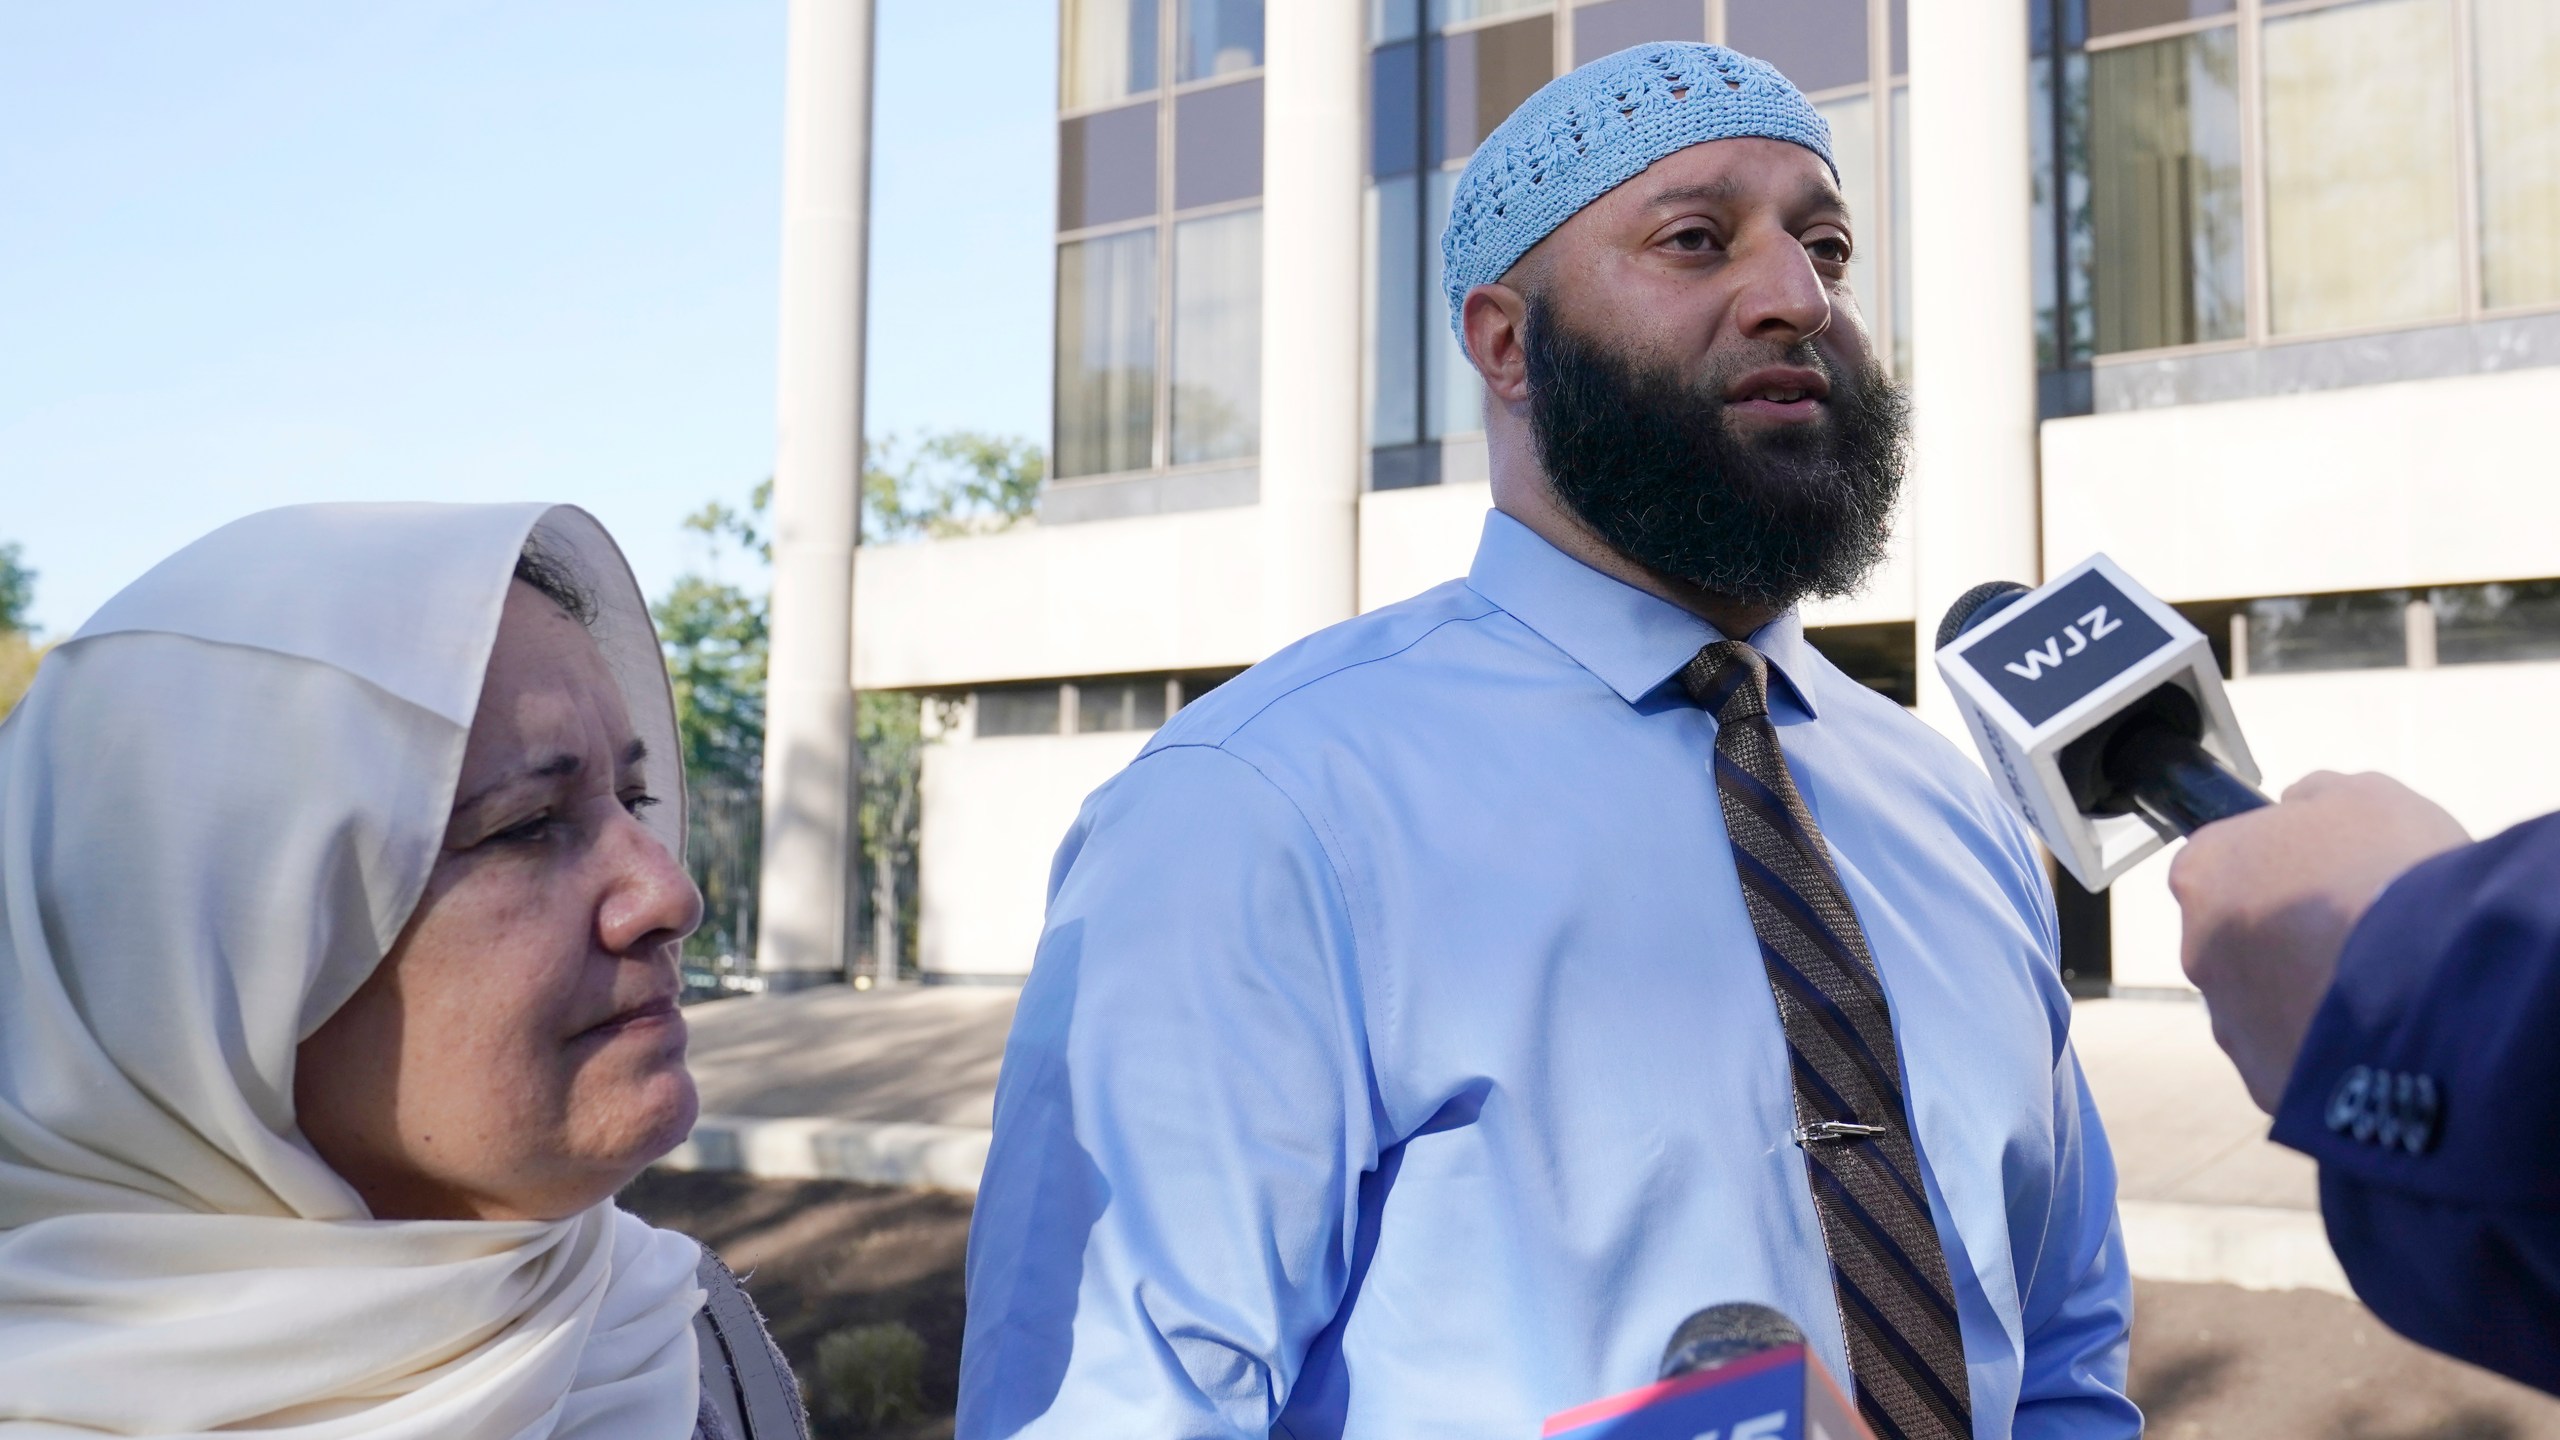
[1666,226,1715,253]
[1808,236,1852,264]
[623,792,662,817]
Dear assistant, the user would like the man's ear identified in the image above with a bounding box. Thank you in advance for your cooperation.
[1461,282,1534,407]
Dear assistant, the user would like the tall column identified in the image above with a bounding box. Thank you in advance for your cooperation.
[1906,0,2041,739]
[1258,0,1365,649]
[759,0,876,991]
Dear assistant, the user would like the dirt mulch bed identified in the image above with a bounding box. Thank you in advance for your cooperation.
[621,1169,969,1439]
[628,1170,2560,1439]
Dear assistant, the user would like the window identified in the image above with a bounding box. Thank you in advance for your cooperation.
[2263,0,2463,336]
[1820,90,1879,331]
[2473,0,2560,311]
[2088,27,2244,353]
[2432,580,2560,665]
[1892,80,1913,378]
[1056,231,1158,478]
[1727,0,1868,94]
[1428,15,1556,165]
[1077,679,1173,732]
[1805,622,1917,706]
[975,684,1065,737]
[1172,209,1263,464]
[1060,103,1160,230]
[2067,0,2560,363]
[1065,0,1161,109]
[1369,174,1425,446]
[1573,0,1703,66]
[968,673,1229,739]
[1424,167,1481,438]
[2243,591,2410,674]
[1431,0,1553,27]
[2090,0,2235,31]
[1056,1,1265,488]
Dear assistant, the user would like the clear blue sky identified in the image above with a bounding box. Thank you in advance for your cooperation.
[0,0,1056,636]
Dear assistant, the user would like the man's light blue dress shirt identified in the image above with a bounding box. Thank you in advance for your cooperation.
[959,512,2136,1440]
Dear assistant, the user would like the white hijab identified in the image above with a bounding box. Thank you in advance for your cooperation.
[0,504,707,1437]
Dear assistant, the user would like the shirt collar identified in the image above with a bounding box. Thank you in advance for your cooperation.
[1463,508,1821,719]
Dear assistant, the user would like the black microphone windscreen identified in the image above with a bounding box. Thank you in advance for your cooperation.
[1657,1303,1808,1381]
[1935,580,2034,652]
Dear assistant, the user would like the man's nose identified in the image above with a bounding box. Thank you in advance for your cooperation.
[1727,229,1832,344]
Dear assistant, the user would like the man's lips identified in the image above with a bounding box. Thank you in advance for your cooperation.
[1723,365,1830,421]
[574,993,683,1043]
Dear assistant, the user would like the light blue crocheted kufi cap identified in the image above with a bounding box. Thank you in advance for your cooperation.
[1440,42,1835,340]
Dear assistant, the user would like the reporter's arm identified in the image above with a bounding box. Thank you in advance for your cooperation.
[2267,811,2560,1396]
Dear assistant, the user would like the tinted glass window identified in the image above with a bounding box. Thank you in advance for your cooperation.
[2433,581,2560,665]
[1727,0,1869,95]
[1170,209,1263,465]
[2471,0,2560,310]
[1056,230,1159,478]
[1078,679,1173,733]
[1370,174,1424,446]
[2088,28,2243,352]
[1430,0,1550,26]
[1428,15,1555,164]
[2245,591,2409,674]
[1372,40,1424,177]
[1181,0,1264,80]
[1060,102,1160,230]
[2088,0,2234,38]
[1065,0,1161,108]
[1176,79,1264,208]
[977,684,1064,737]
[2264,0,2462,335]
[1572,0,1703,67]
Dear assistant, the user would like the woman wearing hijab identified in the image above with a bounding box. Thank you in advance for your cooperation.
[0,504,806,1438]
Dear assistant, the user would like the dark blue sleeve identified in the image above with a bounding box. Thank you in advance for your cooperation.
[2269,810,2560,1396]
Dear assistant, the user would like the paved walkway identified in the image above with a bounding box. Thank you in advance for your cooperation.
[659,985,2347,1291]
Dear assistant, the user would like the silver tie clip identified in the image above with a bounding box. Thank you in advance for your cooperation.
[1794,1120,1888,1146]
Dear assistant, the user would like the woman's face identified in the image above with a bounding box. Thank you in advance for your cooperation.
[296,580,703,1222]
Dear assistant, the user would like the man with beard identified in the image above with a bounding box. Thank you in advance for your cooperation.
[959,43,2136,1440]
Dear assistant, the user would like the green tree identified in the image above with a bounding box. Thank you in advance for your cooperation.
[658,433,1038,978]
[0,544,42,720]
[0,544,32,635]
[862,430,1043,542]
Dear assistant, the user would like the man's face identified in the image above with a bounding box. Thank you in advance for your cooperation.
[1512,137,1906,611]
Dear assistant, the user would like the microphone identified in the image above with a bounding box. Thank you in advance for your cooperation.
[1543,1303,1872,1440]
[1933,554,2267,891]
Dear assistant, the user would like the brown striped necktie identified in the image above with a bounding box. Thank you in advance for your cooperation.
[1680,640,1975,1440]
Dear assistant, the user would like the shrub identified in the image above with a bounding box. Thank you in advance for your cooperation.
[811,1320,928,1432]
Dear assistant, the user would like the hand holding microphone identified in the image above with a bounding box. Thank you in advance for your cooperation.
[2168,771,2469,1111]
[1931,558,2470,1111]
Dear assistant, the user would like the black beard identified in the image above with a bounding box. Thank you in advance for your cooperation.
[1523,300,1908,612]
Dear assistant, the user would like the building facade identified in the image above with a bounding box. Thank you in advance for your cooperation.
[847,0,2560,989]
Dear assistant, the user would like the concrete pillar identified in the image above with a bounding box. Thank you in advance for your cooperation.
[758,0,876,991]
[1257,0,1365,649]
[1905,0,2041,738]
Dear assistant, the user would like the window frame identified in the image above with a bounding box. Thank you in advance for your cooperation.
[2082,0,2544,367]
[1056,0,1270,486]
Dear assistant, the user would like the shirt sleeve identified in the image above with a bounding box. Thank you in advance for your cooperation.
[956,743,1379,1440]
[2269,810,2560,1394]
[2009,1040,2141,1440]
